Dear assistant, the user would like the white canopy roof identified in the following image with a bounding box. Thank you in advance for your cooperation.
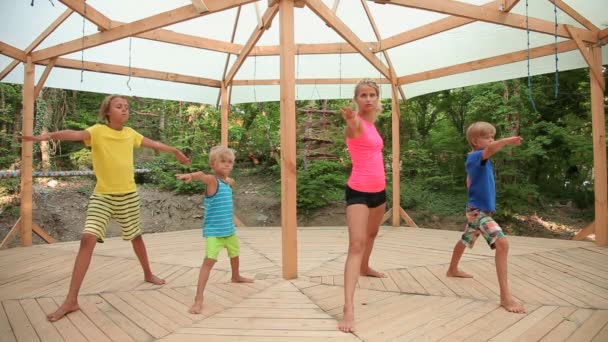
[1,0,607,104]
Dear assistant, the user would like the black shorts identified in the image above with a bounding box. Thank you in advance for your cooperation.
[345,185,386,208]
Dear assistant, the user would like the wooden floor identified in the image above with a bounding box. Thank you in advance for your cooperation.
[1,226,607,341]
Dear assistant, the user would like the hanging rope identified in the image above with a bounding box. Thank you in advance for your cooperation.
[80,0,87,82]
[553,1,559,98]
[525,0,538,112]
[127,38,133,91]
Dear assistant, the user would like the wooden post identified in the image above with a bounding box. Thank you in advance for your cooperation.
[590,46,607,246]
[220,82,229,146]
[20,56,35,247]
[279,0,298,279]
[390,82,401,227]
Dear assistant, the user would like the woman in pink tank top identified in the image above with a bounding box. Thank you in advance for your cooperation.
[338,79,387,333]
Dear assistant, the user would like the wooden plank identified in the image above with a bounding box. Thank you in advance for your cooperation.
[573,222,594,241]
[33,58,57,99]
[279,0,298,280]
[541,308,594,341]
[2,300,40,342]
[589,46,608,247]
[391,83,401,226]
[101,292,170,339]
[77,296,137,342]
[19,299,63,342]
[306,0,391,79]
[0,301,16,342]
[398,40,578,85]
[377,0,596,42]
[0,218,20,249]
[32,223,58,244]
[40,57,221,88]
[225,4,278,85]
[220,84,229,146]
[31,0,258,62]
[548,0,600,31]
[489,305,558,341]
[0,42,26,61]
[59,0,110,30]
[566,310,608,341]
[94,295,153,342]
[37,297,87,342]
[0,9,72,81]
[566,25,605,91]
[20,57,35,247]
[191,0,209,13]
[115,291,180,332]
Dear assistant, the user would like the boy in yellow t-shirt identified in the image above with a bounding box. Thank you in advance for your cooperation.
[22,95,190,322]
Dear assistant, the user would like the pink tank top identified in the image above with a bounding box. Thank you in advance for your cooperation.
[346,118,386,192]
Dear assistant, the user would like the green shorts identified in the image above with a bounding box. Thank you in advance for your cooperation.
[461,206,505,249]
[205,234,240,260]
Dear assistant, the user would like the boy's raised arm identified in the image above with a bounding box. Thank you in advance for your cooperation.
[21,130,90,142]
[482,136,523,160]
[176,171,216,187]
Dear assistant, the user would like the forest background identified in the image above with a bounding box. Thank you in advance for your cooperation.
[0,68,606,243]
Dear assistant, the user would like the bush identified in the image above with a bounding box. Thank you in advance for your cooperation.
[297,160,348,213]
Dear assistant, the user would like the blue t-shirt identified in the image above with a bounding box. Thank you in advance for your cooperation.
[203,178,236,237]
[466,150,496,212]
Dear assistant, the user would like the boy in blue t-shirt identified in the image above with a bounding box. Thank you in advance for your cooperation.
[446,122,526,314]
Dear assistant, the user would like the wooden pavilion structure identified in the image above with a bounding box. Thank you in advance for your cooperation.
[0,1,607,282]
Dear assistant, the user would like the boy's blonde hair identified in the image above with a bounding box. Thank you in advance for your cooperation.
[466,121,496,148]
[99,95,128,123]
[209,145,236,165]
[353,78,382,114]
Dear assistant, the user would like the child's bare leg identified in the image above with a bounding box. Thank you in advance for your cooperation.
[446,241,474,278]
[131,235,165,285]
[189,258,216,314]
[360,204,386,278]
[495,238,526,313]
[230,256,254,283]
[339,204,369,333]
[47,233,97,322]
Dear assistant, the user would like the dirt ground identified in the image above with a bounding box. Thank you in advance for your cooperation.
[0,176,590,247]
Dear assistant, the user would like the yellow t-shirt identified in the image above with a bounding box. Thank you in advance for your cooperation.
[84,124,143,194]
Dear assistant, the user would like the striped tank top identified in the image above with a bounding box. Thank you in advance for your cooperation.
[203,178,236,237]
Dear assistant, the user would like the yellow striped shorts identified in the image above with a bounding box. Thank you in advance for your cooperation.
[83,192,142,243]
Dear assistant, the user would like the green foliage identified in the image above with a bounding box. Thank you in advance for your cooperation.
[0,178,20,197]
[296,160,348,213]
[69,148,93,170]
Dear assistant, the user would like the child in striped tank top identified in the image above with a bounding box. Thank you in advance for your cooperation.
[175,145,253,314]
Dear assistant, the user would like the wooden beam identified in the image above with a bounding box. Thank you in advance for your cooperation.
[548,0,599,32]
[0,9,72,81]
[225,4,279,86]
[373,0,597,43]
[220,83,229,146]
[399,207,417,227]
[0,218,21,249]
[231,77,390,86]
[565,25,605,91]
[39,57,221,87]
[360,0,407,101]
[252,42,369,56]
[381,208,393,224]
[33,58,57,98]
[398,39,578,85]
[59,0,110,30]
[31,0,257,62]
[589,46,607,246]
[390,83,401,227]
[21,57,35,247]
[279,0,298,280]
[216,6,242,108]
[306,0,391,79]
[501,0,520,12]
[127,24,241,55]
[32,223,57,244]
[191,0,209,13]
[254,2,263,28]
[332,0,341,13]
[572,222,594,241]
[0,42,26,61]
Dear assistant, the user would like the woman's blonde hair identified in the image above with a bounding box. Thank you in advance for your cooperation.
[466,122,496,148]
[353,78,382,114]
[209,145,236,165]
[98,95,128,123]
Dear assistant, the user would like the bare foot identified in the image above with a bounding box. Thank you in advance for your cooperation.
[338,306,355,333]
[446,269,474,278]
[501,297,526,313]
[47,302,80,322]
[361,267,386,278]
[145,274,166,285]
[188,299,204,314]
[232,275,254,283]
